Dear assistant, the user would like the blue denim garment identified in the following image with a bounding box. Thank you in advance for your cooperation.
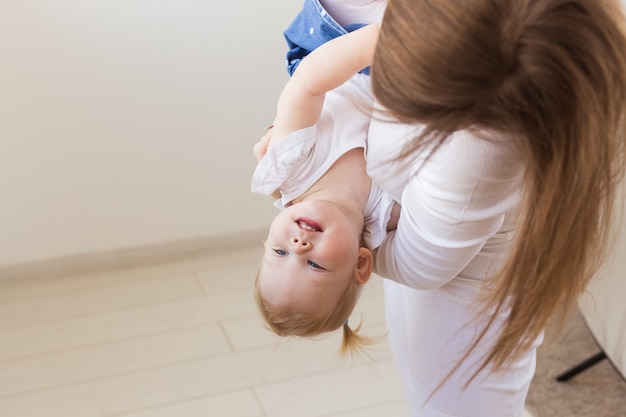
[284,0,369,76]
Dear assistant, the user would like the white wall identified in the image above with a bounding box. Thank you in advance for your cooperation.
[0,0,301,266]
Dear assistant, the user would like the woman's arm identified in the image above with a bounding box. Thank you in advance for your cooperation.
[254,24,379,159]
[373,131,524,290]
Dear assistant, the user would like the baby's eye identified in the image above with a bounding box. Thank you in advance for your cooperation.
[307,260,324,270]
[273,248,287,256]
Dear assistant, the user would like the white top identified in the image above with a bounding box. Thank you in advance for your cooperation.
[367,107,538,416]
[319,0,387,26]
[251,75,395,250]
[367,113,523,290]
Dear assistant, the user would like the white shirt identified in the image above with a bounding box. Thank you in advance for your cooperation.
[366,112,524,290]
[367,108,539,417]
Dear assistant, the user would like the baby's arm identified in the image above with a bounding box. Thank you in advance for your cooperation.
[255,24,379,158]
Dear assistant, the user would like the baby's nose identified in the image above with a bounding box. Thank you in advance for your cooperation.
[290,236,313,252]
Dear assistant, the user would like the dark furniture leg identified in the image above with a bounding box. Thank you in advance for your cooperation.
[556,351,607,382]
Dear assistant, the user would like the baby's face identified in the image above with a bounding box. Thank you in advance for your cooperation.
[259,200,362,312]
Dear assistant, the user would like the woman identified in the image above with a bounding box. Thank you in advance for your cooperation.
[367,0,626,415]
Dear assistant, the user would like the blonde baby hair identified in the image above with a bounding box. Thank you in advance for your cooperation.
[254,266,374,355]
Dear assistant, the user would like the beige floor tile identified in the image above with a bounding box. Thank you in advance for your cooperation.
[109,390,263,417]
[195,260,260,294]
[0,360,225,417]
[0,323,230,397]
[0,260,199,301]
[0,273,202,328]
[221,315,282,351]
[0,290,255,359]
[0,245,263,301]
[0,340,368,417]
[350,291,386,327]
[326,400,408,417]
[254,361,403,417]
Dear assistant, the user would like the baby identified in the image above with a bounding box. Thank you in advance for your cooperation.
[251,24,398,350]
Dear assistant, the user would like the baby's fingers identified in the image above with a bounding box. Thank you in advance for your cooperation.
[253,126,273,160]
[253,140,267,160]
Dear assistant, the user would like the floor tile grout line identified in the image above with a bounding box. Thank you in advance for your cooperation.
[97,387,267,417]
[0,320,240,363]
[0,272,379,331]
[0,352,398,402]
[0,267,202,303]
[246,359,399,390]
[0,292,209,332]
[219,321,237,352]
[0,259,261,304]
[251,385,270,417]
[318,398,407,417]
[0,348,260,400]
[191,270,208,296]
[0,282,260,332]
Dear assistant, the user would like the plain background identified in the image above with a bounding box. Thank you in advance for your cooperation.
[1,0,301,266]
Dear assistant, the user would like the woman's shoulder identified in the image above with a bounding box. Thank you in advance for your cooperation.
[431,129,523,178]
[366,122,523,201]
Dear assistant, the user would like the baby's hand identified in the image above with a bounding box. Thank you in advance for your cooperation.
[253,125,273,161]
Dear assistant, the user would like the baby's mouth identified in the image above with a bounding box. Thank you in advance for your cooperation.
[295,217,322,232]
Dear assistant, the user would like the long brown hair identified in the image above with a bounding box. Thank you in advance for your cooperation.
[372,0,626,380]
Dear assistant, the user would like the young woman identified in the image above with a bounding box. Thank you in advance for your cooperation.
[367,0,626,415]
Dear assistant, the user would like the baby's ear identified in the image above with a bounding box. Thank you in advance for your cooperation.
[355,247,373,284]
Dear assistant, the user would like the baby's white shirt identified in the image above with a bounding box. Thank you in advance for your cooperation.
[251,75,395,249]
[319,0,387,26]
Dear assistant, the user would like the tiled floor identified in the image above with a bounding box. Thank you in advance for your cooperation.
[0,244,535,416]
